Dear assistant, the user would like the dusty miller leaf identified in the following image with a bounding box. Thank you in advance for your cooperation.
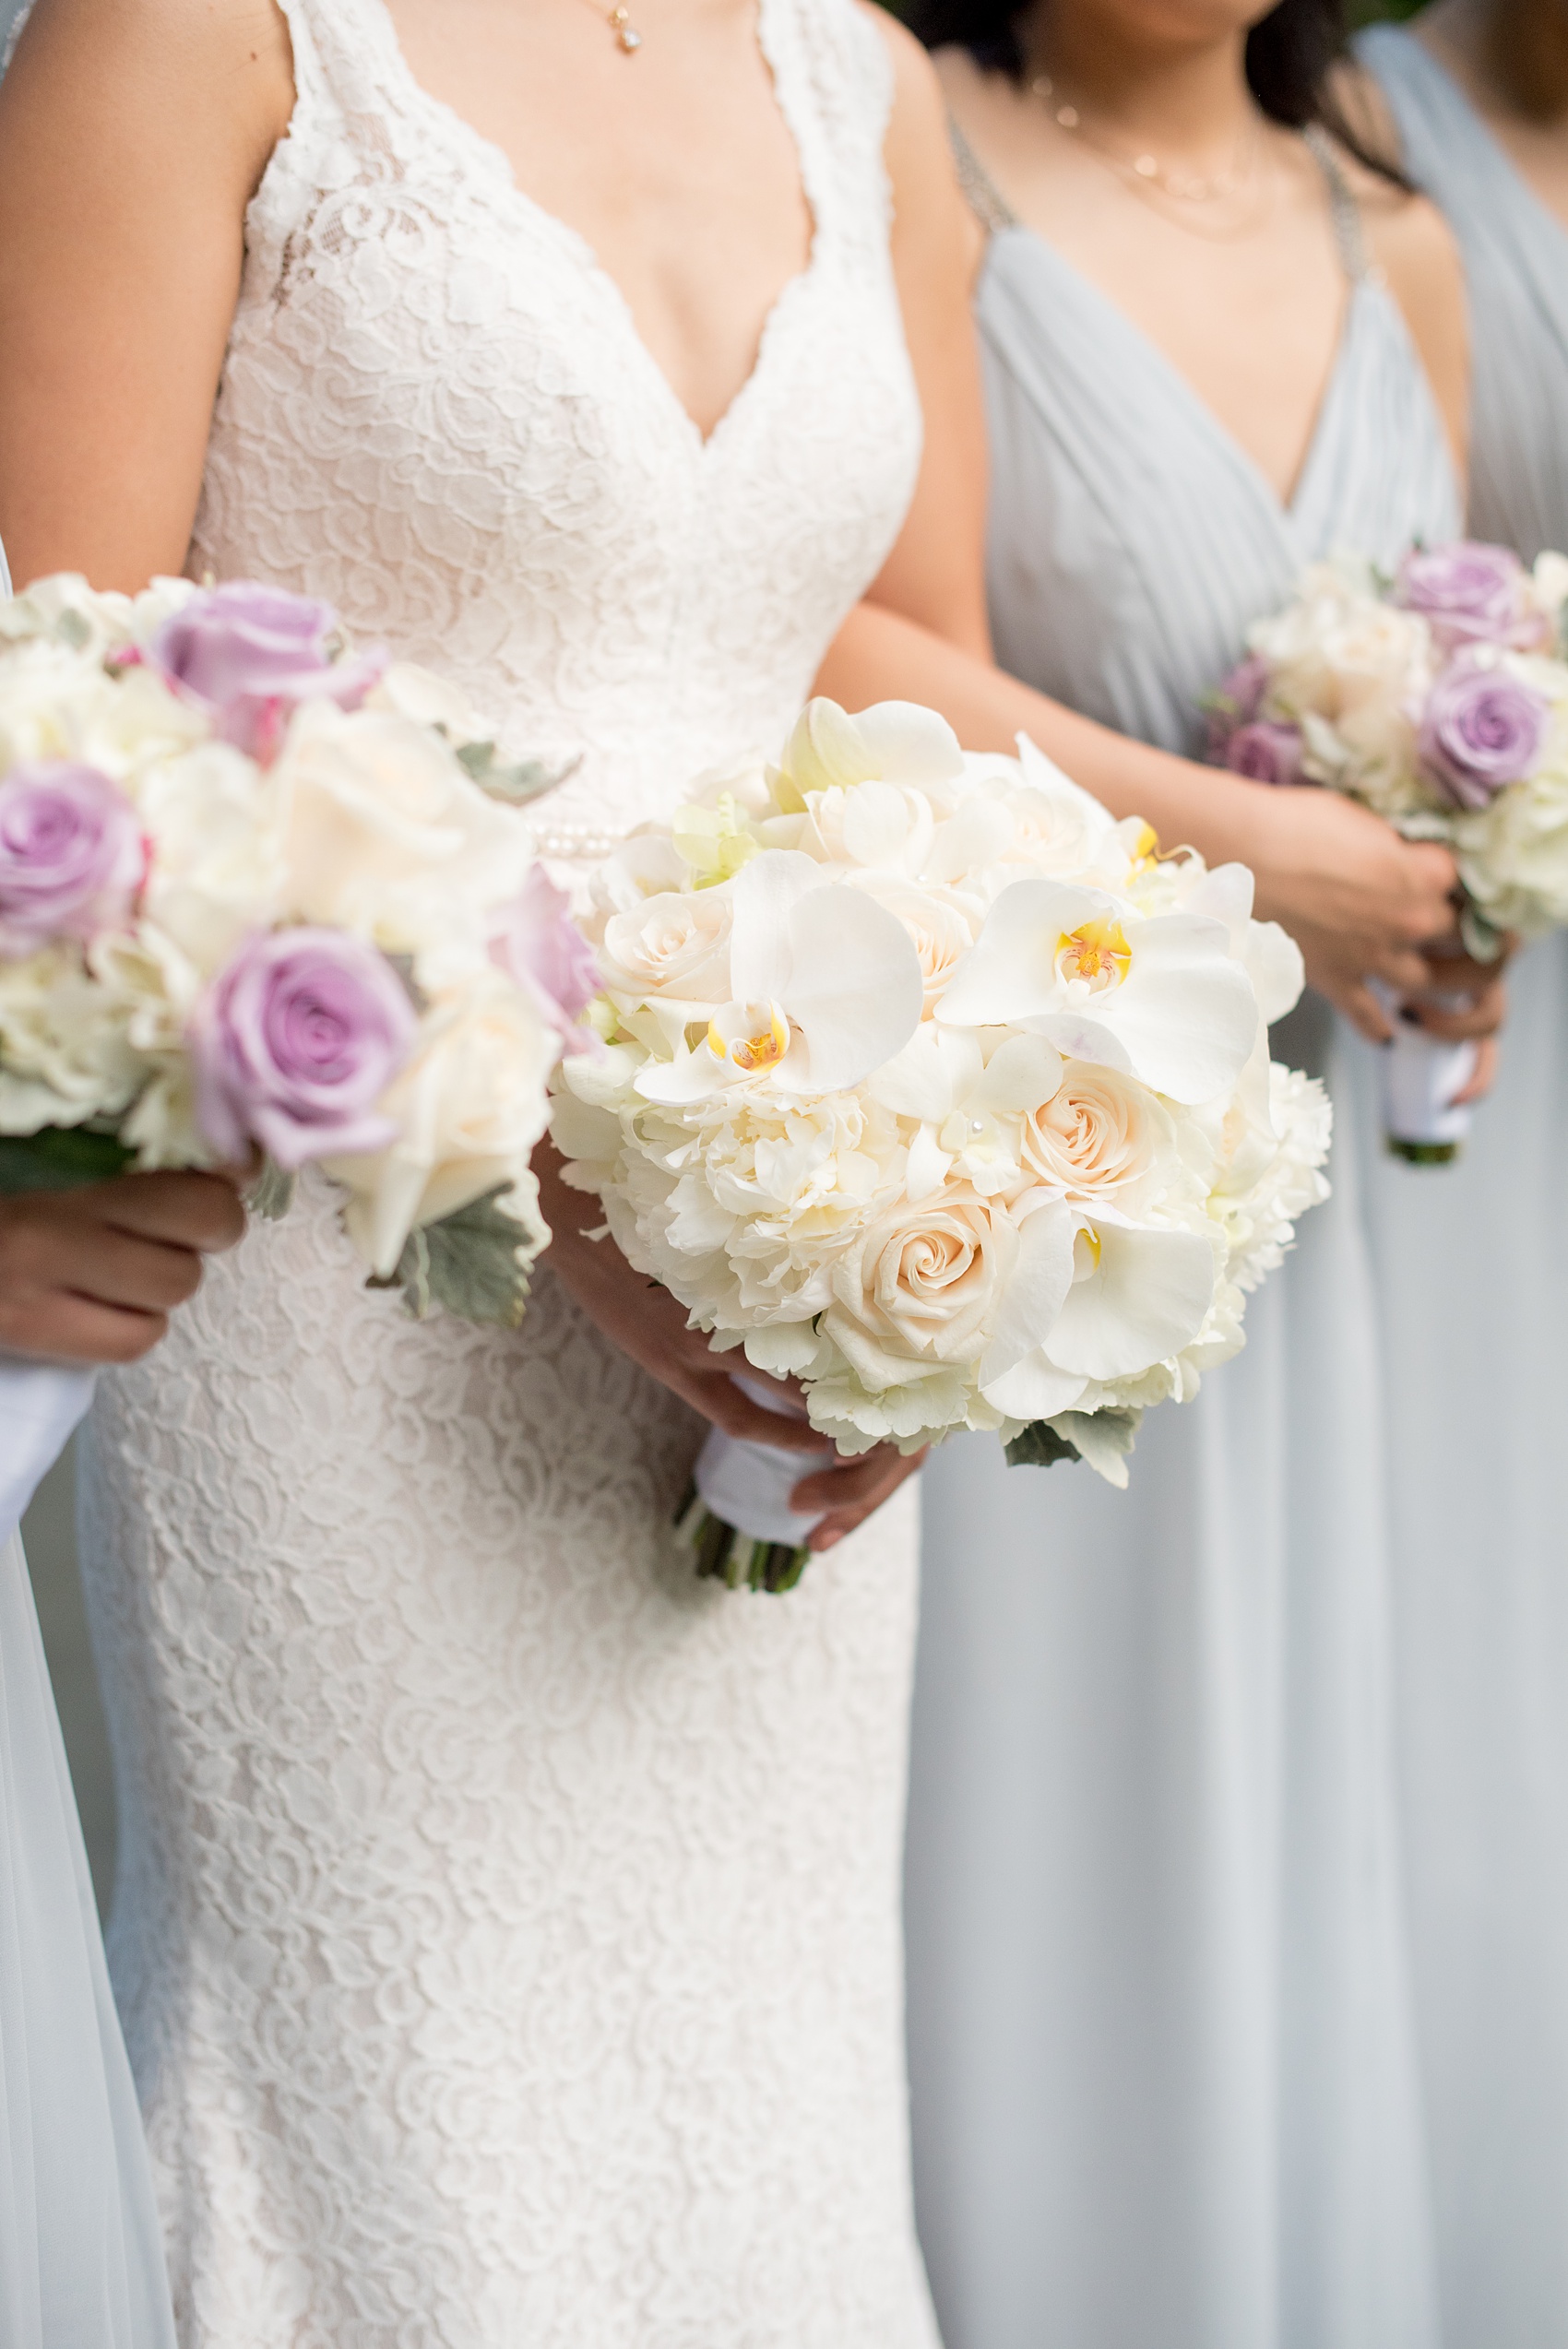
[456,739,581,807]
[246,1160,296,1221]
[368,1183,536,1327]
[1004,1420,1083,1471]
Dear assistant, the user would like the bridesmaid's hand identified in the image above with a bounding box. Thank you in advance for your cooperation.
[1225,786,1462,1042]
[537,1143,924,1548]
[1403,940,1513,1045]
[0,1170,246,1364]
[1401,939,1513,1108]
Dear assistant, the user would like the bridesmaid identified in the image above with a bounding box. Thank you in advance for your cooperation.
[900,4,1480,2344]
[1350,7,1568,2341]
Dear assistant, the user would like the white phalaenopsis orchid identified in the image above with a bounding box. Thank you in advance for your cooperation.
[558,697,1330,1589]
[636,850,922,1104]
[978,1196,1218,1423]
[935,879,1260,1104]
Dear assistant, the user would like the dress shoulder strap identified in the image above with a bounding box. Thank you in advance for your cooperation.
[949,114,1019,235]
[1304,124,1372,284]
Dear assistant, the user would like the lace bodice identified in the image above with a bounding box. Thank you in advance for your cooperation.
[196,0,921,862]
[77,3,935,2340]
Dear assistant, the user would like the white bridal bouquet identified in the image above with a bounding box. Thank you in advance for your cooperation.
[1208,541,1568,1161]
[554,698,1331,1589]
[0,575,599,1322]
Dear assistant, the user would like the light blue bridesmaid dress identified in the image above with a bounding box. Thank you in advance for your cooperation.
[1349,30,1568,2346]
[0,525,178,2343]
[904,135,1467,2349]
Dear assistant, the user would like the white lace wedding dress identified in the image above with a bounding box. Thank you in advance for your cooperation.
[74,1,935,2339]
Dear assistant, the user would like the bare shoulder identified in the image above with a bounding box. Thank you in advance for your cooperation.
[1336,135,1469,475]
[0,0,293,184]
[857,0,949,148]
[856,4,987,279]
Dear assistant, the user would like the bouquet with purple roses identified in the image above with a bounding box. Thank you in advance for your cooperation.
[0,574,598,1321]
[1206,543,1568,1161]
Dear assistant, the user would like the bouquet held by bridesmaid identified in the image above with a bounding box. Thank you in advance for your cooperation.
[1210,541,1568,1161]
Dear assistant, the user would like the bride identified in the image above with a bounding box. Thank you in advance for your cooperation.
[0,0,1467,2334]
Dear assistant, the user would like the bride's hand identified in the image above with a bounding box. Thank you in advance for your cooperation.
[1226,785,1462,1042]
[537,1145,923,1549]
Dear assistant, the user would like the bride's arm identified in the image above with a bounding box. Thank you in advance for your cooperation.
[827,12,1496,1050]
[0,0,292,589]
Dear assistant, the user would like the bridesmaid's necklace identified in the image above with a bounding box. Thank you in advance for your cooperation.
[1028,69,1267,239]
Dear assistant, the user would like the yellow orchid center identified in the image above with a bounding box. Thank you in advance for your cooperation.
[1073,1225,1103,1280]
[1055,917,1132,994]
[707,999,790,1074]
[1129,822,1159,874]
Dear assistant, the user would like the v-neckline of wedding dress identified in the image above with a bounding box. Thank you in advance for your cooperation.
[347,0,826,453]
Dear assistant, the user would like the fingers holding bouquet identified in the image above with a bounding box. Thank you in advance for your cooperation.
[1208,540,1568,1155]
[0,1167,245,1363]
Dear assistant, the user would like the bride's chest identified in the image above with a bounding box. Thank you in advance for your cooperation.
[210,147,921,619]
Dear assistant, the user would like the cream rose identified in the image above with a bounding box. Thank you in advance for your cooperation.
[327,967,557,1274]
[276,701,536,951]
[1020,1062,1171,1202]
[137,741,289,975]
[852,875,980,1014]
[597,882,734,1010]
[823,1184,1018,1390]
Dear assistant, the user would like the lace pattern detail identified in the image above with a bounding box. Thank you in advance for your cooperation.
[79,0,934,2337]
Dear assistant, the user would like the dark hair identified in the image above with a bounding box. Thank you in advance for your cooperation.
[905,0,1409,185]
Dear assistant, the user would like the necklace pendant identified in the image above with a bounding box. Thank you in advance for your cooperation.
[608,6,641,49]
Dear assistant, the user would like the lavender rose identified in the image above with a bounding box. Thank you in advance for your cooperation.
[1396,542,1545,653]
[1206,653,1270,763]
[1224,719,1306,789]
[1419,653,1551,811]
[489,866,600,1049]
[0,761,145,957]
[192,929,417,1169]
[148,583,386,764]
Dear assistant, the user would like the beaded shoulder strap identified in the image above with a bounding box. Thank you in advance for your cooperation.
[949,113,1019,235]
[1305,124,1372,284]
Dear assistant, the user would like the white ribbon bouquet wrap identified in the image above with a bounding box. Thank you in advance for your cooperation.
[555,700,1332,1589]
[1209,542,1568,1163]
[0,573,601,1321]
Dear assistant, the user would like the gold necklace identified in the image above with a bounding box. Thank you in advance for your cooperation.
[605,0,643,50]
[1028,70,1264,226]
